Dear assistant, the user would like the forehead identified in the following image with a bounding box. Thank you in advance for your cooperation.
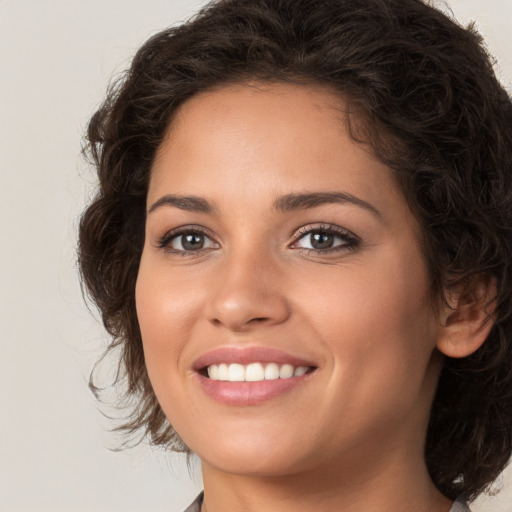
[153,82,349,176]
[149,82,410,225]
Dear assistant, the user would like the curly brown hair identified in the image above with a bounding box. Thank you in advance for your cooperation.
[78,0,512,501]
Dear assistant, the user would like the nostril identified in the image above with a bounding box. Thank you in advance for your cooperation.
[205,290,290,330]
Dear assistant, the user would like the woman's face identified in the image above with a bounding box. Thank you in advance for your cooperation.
[136,83,443,477]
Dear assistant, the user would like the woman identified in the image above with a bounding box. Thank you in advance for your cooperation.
[78,0,512,510]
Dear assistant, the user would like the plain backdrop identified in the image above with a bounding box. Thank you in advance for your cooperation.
[1,1,511,511]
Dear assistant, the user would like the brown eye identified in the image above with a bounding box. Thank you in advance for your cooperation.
[171,231,218,252]
[158,228,219,254]
[176,233,206,251]
[309,232,334,249]
[292,225,359,253]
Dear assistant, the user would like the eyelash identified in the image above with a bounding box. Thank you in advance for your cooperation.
[156,225,217,257]
[155,223,360,257]
[291,223,360,255]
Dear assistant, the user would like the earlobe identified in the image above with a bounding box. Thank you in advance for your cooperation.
[436,276,497,358]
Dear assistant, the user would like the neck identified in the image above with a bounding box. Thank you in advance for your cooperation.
[200,446,452,512]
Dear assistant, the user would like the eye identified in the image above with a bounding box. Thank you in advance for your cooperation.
[291,224,359,253]
[156,226,219,255]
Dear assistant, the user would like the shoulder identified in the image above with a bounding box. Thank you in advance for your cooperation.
[182,492,204,512]
[181,493,471,512]
[450,499,472,512]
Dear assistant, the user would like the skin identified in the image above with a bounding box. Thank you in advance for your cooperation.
[135,83,486,512]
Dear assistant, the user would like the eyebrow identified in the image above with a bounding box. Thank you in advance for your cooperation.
[273,191,383,219]
[148,194,216,215]
[148,191,382,219]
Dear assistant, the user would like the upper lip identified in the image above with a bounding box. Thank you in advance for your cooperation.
[192,346,317,371]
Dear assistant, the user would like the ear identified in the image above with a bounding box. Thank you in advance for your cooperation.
[436,275,497,358]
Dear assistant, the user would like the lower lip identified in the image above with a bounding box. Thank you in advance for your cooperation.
[196,372,314,406]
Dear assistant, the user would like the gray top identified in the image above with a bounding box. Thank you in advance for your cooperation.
[183,493,203,512]
[183,492,471,511]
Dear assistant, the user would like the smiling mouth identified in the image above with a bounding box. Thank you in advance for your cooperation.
[200,362,316,382]
[195,352,318,405]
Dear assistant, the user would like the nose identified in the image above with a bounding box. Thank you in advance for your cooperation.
[204,250,291,332]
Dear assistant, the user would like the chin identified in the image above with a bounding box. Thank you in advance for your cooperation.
[202,450,302,478]
[191,430,310,477]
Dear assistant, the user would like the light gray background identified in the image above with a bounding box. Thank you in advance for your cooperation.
[1,1,511,511]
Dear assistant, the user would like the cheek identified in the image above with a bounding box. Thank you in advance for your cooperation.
[292,250,438,399]
[135,256,203,383]
[135,259,212,438]
[299,257,432,334]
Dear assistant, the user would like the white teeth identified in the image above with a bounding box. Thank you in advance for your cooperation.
[207,365,218,380]
[294,366,308,377]
[264,362,280,380]
[245,362,265,381]
[279,364,294,379]
[206,362,310,382]
[228,363,245,381]
[218,363,229,380]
